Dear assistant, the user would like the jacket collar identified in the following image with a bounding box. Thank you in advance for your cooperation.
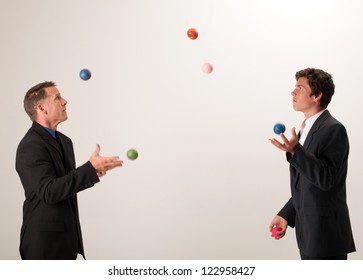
[31,121,63,155]
[303,110,331,149]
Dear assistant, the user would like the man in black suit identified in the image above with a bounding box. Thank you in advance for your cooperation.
[16,81,123,260]
[269,68,356,260]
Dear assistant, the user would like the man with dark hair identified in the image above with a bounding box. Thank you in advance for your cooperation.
[269,68,356,259]
[16,81,123,259]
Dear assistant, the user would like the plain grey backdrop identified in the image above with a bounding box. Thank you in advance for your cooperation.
[1,0,362,259]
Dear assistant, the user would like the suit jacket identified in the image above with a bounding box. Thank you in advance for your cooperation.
[16,121,99,260]
[278,110,356,257]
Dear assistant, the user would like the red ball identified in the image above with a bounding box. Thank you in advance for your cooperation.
[271,226,282,238]
[187,28,198,40]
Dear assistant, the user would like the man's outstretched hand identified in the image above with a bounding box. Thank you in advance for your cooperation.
[89,144,123,177]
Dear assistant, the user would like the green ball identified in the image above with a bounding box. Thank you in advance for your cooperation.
[127,149,138,160]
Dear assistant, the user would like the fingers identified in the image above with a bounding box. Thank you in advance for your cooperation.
[279,132,289,144]
[270,225,286,239]
[269,138,285,151]
[272,233,285,240]
[269,217,279,233]
[89,144,123,176]
[102,157,123,171]
[268,221,275,232]
[93,158,122,178]
[274,228,286,239]
[269,215,288,239]
[269,126,298,154]
[291,127,297,138]
[92,144,100,157]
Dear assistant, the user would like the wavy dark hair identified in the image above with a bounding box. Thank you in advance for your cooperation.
[295,68,335,109]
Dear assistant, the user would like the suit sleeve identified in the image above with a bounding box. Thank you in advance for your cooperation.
[278,198,296,228]
[287,123,349,191]
[16,138,100,205]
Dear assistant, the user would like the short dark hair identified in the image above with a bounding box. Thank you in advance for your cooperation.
[24,81,56,121]
[295,68,335,108]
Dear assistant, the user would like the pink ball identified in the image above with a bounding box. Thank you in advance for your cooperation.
[202,62,213,74]
[271,226,282,238]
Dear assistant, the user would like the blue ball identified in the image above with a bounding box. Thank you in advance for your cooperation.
[273,123,286,135]
[79,68,91,81]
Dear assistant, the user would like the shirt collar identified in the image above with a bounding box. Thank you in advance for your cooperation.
[43,126,58,140]
[305,109,326,128]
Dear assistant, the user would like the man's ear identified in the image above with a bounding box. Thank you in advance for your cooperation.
[313,92,323,103]
[36,103,47,114]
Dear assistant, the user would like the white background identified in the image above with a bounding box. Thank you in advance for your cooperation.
[0,0,362,259]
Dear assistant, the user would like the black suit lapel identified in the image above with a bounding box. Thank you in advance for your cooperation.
[31,122,64,157]
[303,110,331,150]
[57,133,75,172]
[48,139,64,157]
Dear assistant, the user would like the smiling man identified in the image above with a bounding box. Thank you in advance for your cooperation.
[268,68,356,260]
[16,81,123,259]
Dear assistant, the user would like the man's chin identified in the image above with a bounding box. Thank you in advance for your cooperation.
[59,116,68,124]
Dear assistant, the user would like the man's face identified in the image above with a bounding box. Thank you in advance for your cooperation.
[41,87,68,126]
[291,77,317,115]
